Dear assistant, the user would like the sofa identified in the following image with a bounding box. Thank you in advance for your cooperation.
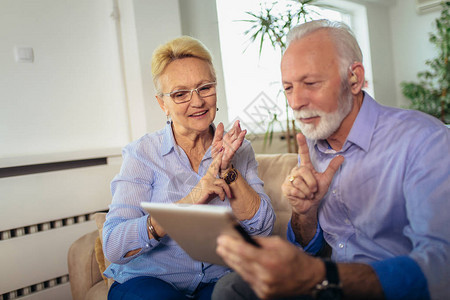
[67,153,298,300]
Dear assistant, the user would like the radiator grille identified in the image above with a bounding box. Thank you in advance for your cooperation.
[0,211,104,240]
[0,275,69,299]
[0,210,107,298]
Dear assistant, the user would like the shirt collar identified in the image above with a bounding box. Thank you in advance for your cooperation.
[161,122,175,156]
[346,92,378,153]
[161,122,216,156]
[313,92,379,154]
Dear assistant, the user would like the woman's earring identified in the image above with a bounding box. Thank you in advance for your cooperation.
[166,115,171,124]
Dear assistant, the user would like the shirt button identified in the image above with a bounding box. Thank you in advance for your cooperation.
[344,219,351,225]
[145,243,149,247]
[332,190,337,194]
[338,243,344,249]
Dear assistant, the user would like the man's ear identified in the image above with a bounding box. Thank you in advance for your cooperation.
[348,62,365,93]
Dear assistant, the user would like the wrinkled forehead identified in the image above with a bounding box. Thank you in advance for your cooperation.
[283,30,337,61]
[281,33,340,78]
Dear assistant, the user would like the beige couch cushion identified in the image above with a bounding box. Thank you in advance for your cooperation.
[68,230,105,300]
[256,153,298,238]
[93,213,114,288]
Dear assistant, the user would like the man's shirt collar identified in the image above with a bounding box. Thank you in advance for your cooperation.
[313,93,378,154]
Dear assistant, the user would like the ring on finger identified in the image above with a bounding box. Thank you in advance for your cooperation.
[288,175,295,183]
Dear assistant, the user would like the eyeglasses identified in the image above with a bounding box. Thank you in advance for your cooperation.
[160,82,217,104]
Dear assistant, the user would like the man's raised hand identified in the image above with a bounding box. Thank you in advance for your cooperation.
[282,132,344,214]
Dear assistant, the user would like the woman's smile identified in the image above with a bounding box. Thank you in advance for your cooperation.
[189,110,209,118]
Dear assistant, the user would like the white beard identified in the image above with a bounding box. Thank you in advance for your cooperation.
[293,90,353,140]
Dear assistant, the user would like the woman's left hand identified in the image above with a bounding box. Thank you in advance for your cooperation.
[212,121,246,170]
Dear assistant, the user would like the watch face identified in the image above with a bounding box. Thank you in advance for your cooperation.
[225,169,238,184]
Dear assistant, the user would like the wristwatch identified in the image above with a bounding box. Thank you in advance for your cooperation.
[314,259,342,300]
[220,165,238,184]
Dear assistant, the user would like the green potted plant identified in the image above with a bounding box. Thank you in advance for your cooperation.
[401,1,449,124]
[240,0,336,152]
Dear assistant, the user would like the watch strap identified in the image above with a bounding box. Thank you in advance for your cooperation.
[220,164,238,184]
[323,259,339,285]
[314,259,342,299]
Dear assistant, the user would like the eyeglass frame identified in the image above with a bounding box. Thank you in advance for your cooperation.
[159,82,217,104]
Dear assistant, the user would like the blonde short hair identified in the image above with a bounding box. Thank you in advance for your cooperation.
[151,36,216,94]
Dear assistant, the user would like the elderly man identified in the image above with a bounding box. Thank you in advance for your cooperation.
[212,20,449,300]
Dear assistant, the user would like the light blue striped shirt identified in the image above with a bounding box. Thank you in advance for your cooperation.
[287,94,450,300]
[103,123,275,295]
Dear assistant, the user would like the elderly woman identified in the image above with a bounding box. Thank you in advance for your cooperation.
[102,36,275,300]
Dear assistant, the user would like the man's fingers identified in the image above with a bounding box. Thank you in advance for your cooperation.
[323,155,344,182]
[286,166,318,196]
[296,132,312,167]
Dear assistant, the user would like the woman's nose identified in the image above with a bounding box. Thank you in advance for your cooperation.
[190,90,205,107]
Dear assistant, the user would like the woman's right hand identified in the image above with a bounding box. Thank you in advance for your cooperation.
[179,150,232,204]
[211,121,246,171]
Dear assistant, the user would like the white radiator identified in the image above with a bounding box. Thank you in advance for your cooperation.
[0,151,122,299]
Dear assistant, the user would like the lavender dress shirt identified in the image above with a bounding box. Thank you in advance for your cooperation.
[287,93,450,300]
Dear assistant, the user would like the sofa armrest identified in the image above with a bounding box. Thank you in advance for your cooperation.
[68,230,104,300]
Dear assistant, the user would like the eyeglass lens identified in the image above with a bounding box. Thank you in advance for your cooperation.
[170,83,216,103]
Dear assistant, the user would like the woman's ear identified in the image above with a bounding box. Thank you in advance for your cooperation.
[156,95,169,115]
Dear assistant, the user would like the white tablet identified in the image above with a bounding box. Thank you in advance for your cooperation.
[140,202,259,266]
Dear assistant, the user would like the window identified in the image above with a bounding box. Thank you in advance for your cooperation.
[216,0,372,134]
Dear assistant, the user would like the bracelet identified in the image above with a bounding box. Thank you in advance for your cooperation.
[147,217,161,241]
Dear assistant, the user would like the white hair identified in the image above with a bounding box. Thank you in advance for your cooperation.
[287,19,363,81]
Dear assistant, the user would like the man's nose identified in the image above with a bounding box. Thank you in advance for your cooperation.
[287,87,308,111]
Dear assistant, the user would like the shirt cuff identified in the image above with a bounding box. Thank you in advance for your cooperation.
[286,220,324,255]
[240,197,274,236]
[370,256,430,300]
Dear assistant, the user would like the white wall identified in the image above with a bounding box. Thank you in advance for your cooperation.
[0,2,129,298]
[179,0,229,125]
[360,1,398,106]
[328,0,440,108]
[123,0,183,137]
[0,0,130,163]
[389,0,441,107]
